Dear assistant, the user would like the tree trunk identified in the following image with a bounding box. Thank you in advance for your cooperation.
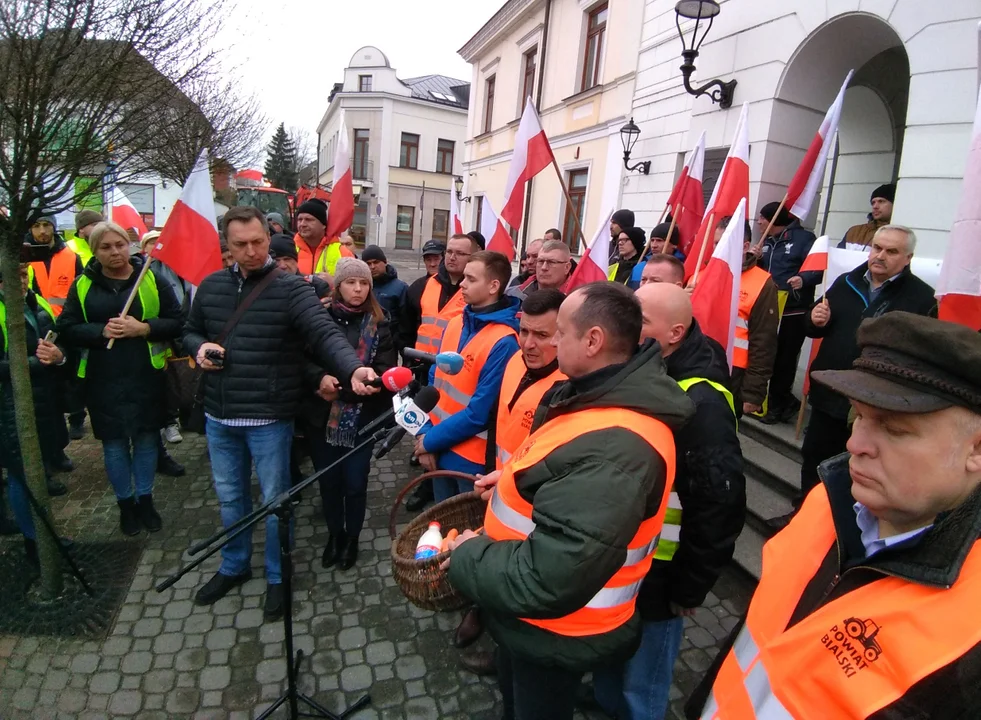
[0,236,63,597]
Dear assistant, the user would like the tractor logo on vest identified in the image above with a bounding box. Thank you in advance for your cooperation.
[56,274,71,290]
[464,352,476,371]
[521,409,534,430]
[821,617,883,678]
[512,438,535,463]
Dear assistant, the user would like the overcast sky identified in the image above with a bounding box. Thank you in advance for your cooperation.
[216,0,501,166]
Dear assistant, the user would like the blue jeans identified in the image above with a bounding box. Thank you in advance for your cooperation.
[102,431,159,500]
[433,477,472,503]
[593,616,684,720]
[6,472,36,540]
[206,418,293,584]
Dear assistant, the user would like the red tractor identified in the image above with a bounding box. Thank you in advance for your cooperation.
[844,617,882,662]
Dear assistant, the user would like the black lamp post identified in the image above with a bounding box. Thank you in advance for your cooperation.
[620,118,651,175]
[454,175,472,203]
[675,0,737,109]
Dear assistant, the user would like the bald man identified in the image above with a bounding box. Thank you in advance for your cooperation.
[594,283,746,720]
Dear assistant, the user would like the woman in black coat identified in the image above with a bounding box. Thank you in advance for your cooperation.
[56,221,182,536]
[304,258,397,571]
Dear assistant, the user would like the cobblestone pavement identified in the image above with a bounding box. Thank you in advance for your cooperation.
[0,258,755,720]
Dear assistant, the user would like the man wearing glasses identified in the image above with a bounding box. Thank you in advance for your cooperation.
[508,240,573,302]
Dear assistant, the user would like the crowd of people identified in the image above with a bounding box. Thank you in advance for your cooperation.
[2,177,979,719]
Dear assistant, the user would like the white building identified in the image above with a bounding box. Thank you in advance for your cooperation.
[316,47,469,250]
[623,1,981,259]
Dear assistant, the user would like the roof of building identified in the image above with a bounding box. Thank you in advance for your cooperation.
[401,74,470,109]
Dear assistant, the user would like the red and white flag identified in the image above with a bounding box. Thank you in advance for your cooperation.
[111,186,148,238]
[685,103,750,281]
[151,149,222,286]
[479,196,515,261]
[500,97,555,229]
[786,70,853,221]
[325,112,354,240]
[799,234,830,273]
[668,131,707,256]
[936,83,981,330]
[450,183,465,236]
[563,209,615,292]
[691,197,747,369]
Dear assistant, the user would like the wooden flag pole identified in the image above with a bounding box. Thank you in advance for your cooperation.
[549,156,588,254]
[689,212,716,287]
[753,194,788,252]
[643,203,672,258]
[657,204,670,226]
[106,258,154,350]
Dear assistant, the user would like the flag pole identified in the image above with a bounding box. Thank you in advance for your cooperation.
[690,212,716,287]
[657,204,670,225]
[664,208,681,251]
[106,258,154,350]
[549,157,588,253]
[795,394,808,439]
[753,194,788,251]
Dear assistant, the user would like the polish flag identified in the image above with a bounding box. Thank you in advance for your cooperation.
[671,131,707,256]
[325,112,354,240]
[691,197,747,369]
[685,103,750,281]
[151,149,222,286]
[936,83,981,330]
[500,97,555,229]
[786,70,853,221]
[799,235,830,273]
[450,183,464,236]
[479,196,515,261]
[563,209,615,292]
[111,187,148,238]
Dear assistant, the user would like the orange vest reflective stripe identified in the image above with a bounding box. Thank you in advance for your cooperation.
[29,248,77,316]
[430,315,516,465]
[414,275,465,355]
[485,407,676,637]
[494,353,566,469]
[733,266,771,370]
[701,485,981,720]
[295,234,353,276]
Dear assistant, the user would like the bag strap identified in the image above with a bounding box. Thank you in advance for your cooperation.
[215,267,283,344]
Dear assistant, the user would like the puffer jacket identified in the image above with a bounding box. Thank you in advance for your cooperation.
[0,291,66,471]
[448,340,695,671]
[183,261,363,421]
[56,256,182,440]
[640,320,746,620]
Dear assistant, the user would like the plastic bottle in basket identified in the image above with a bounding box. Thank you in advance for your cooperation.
[415,522,443,560]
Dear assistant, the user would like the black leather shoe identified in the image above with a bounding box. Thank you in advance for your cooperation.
[137,494,162,532]
[321,531,345,569]
[459,650,497,676]
[49,452,74,474]
[117,497,142,536]
[337,536,359,571]
[405,482,434,512]
[264,583,284,620]
[69,422,85,441]
[157,453,186,477]
[46,477,68,497]
[195,570,253,606]
[454,607,484,649]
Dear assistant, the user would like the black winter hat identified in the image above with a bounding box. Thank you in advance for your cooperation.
[361,245,387,263]
[759,201,793,226]
[467,231,486,250]
[296,199,328,226]
[812,312,981,414]
[269,233,298,261]
[612,209,635,229]
[871,183,896,204]
[622,226,646,255]
[650,222,681,248]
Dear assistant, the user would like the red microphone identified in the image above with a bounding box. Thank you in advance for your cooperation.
[380,366,414,392]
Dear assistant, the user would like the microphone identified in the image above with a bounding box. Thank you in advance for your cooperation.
[373,385,440,459]
[379,366,414,392]
[401,349,465,375]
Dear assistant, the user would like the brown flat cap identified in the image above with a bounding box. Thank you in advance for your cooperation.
[812,312,981,414]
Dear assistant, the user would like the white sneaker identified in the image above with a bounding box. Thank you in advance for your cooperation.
[163,424,183,444]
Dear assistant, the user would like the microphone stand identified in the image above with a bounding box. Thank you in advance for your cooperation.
[157,425,394,720]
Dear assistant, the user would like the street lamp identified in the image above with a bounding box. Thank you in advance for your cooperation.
[675,0,737,109]
[620,118,651,175]
[454,175,471,203]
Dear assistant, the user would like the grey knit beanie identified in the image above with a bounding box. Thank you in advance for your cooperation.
[333,257,373,288]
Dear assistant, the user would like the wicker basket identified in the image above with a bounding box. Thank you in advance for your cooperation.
[389,471,485,612]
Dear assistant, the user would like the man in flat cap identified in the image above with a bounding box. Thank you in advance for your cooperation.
[689,312,981,720]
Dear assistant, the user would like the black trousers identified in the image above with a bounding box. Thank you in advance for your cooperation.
[798,407,851,507]
[498,646,584,720]
[768,313,808,412]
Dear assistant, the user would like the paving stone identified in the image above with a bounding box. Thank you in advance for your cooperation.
[88,671,120,694]
[108,689,143,715]
[340,664,373,692]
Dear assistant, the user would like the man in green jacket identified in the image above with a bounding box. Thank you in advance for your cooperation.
[446,282,694,720]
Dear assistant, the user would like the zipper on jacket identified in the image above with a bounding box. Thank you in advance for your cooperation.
[844,275,870,309]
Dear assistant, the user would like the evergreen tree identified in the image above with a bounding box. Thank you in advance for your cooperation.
[264,122,299,191]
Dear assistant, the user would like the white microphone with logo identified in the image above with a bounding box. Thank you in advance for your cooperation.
[374,386,440,459]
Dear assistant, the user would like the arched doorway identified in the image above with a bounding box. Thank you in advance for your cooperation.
[762,13,909,239]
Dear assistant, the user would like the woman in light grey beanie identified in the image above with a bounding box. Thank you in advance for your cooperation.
[332,257,373,289]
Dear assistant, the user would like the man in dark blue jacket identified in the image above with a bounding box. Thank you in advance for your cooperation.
[757,202,820,423]
[362,245,409,351]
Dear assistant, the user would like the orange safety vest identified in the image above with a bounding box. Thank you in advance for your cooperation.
[430,314,516,465]
[295,234,353,276]
[484,407,675,637]
[29,248,77,316]
[733,266,771,370]
[495,353,566,469]
[414,275,465,355]
[701,484,981,720]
